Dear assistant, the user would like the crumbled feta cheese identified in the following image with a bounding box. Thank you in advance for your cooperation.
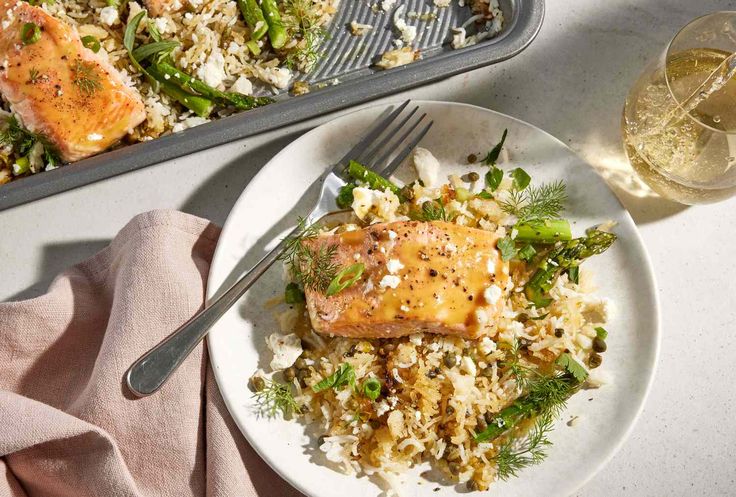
[460,356,477,376]
[484,284,503,305]
[393,6,417,45]
[388,230,398,240]
[256,66,291,89]
[412,147,440,187]
[87,133,103,142]
[478,336,497,355]
[171,116,209,133]
[196,50,226,88]
[475,308,489,324]
[381,0,397,11]
[266,333,302,371]
[400,304,410,312]
[375,400,391,416]
[350,187,400,222]
[586,368,613,388]
[409,333,422,346]
[386,259,405,274]
[379,275,401,289]
[153,17,168,34]
[229,75,253,95]
[99,6,119,26]
[487,254,497,274]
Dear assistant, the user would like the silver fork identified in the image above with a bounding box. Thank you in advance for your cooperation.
[125,101,433,397]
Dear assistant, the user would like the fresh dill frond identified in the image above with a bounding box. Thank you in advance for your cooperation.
[500,180,567,224]
[282,0,329,71]
[72,59,102,96]
[252,379,301,417]
[494,413,554,480]
[279,218,340,293]
[500,339,532,389]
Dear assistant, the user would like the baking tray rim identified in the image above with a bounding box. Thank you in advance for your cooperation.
[0,0,544,212]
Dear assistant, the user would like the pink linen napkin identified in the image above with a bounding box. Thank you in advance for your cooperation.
[0,210,302,497]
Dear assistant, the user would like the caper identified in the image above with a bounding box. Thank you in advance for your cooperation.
[484,411,495,424]
[383,342,396,352]
[400,184,415,200]
[297,369,310,387]
[445,405,455,415]
[592,337,607,353]
[443,352,457,368]
[476,416,487,431]
[554,328,564,338]
[466,479,478,491]
[370,419,381,429]
[247,375,265,393]
[295,357,307,369]
[317,435,326,447]
[516,313,529,323]
[448,462,461,475]
[480,366,494,378]
[589,352,603,368]
[300,404,310,413]
[467,171,480,182]
[427,367,440,379]
[467,153,478,164]
[284,367,296,382]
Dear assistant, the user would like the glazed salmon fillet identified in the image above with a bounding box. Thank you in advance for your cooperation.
[304,221,511,339]
[0,0,146,162]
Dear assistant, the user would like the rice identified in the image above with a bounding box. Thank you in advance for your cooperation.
[259,148,613,491]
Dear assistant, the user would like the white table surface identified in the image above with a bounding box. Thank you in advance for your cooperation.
[2,0,734,495]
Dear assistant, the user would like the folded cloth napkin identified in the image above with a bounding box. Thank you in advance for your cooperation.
[0,210,302,497]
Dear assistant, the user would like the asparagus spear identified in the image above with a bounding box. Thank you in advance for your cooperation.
[260,0,288,49]
[158,79,214,117]
[336,183,357,209]
[514,219,572,243]
[346,160,403,198]
[524,229,617,307]
[475,373,579,443]
[237,0,269,40]
[147,63,273,111]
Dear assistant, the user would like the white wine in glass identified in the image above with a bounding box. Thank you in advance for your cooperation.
[622,13,736,204]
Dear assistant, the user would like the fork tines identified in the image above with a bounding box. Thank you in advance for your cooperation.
[337,100,434,179]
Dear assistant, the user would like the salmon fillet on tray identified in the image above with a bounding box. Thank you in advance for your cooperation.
[248,132,618,493]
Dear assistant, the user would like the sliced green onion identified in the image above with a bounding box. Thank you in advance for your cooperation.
[284,282,305,304]
[326,263,364,297]
[363,378,381,401]
[455,186,472,202]
[595,326,608,340]
[12,156,30,175]
[21,22,41,45]
[81,35,101,53]
[312,363,355,393]
[518,244,536,262]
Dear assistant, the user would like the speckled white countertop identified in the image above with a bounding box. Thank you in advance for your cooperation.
[1,0,734,495]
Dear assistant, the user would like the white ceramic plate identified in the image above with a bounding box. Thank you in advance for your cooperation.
[206,101,660,497]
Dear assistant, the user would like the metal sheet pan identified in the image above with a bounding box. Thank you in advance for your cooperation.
[0,0,543,211]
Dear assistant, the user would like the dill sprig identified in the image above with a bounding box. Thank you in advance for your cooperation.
[282,0,329,71]
[500,339,532,389]
[279,218,340,293]
[499,180,567,225]
[252,379,301,417]
[71,59,102,96]
[28,68,41,84]
[494,413,554,480]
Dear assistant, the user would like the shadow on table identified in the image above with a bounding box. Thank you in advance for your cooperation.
[180,130,308,226]
[5,240,110,302]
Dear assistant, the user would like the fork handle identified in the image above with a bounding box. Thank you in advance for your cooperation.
[125,225,299,397]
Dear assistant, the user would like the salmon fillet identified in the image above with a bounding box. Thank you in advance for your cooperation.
[0,0,146,162]
[304,221,511,339]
